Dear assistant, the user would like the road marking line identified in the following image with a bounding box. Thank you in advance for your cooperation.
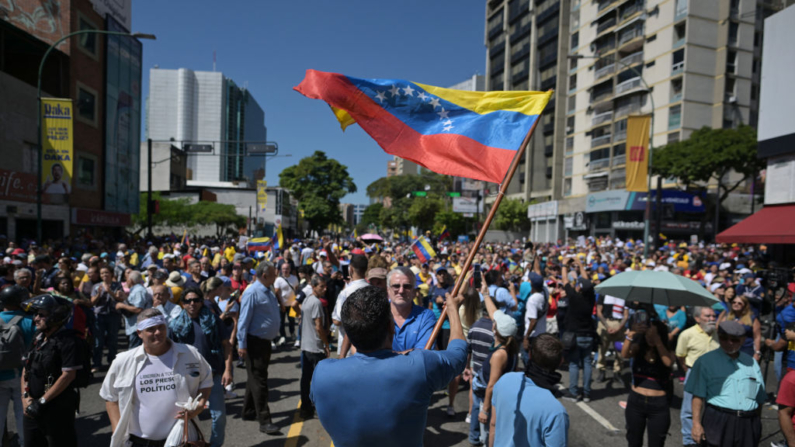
[284,401,303,447]
[576,401,621,433]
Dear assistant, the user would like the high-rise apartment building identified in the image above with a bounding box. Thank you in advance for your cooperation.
[147,68,266,187]
[561,0,782,239]
[484,0,571,208]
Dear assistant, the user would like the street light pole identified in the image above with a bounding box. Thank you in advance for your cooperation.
[569,53,655,258]
[36,29,155,243]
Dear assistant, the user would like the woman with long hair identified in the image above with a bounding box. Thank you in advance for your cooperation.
[718,293,762,361]
[474,280,519,446]
[622,304,675,447]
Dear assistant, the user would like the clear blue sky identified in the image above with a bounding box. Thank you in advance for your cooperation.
[135,1,486,205]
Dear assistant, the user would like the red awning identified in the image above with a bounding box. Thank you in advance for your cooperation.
[716,205,795,244]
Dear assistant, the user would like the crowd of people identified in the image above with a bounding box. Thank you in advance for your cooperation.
[0,232,791,446]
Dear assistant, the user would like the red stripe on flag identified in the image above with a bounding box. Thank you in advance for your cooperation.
[411,244,428,263]
[295,70,516,184]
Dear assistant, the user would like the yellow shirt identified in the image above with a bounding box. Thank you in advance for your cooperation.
[675,324,719,368]
[224,247,236,263]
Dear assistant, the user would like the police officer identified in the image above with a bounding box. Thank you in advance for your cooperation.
[21,294,85,447]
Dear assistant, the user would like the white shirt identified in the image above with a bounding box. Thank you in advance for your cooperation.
[129,347,179,440]
[154,301,183,322]
[274,275,299,306]
[332,279,370,354]
[100,342,213,447]
[603,295,626,320]
[524,292,547,338]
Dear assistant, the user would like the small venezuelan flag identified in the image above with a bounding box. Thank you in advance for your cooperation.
[411,236,437,264]
[247,237,271,253]
[294,70,552,184]
[439,226,451,241]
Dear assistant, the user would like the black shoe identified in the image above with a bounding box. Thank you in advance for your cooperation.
[299,410,314,420]
[596,370,606,382]
[236,360,246,368]
[613,374,626,388]
[562,391,581,402]
[259,422,280,434]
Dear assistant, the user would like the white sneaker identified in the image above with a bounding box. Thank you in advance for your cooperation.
[465,413,471,424]
[294,340,300,347]
[446,406,455,417]
[276,336,286,346]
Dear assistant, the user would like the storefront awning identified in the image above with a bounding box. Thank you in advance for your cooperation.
[716,205,795,244]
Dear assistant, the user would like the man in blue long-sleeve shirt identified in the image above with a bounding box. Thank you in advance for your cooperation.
[237,261,281,435]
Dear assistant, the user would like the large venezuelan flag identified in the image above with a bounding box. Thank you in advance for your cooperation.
[294,70,552,184]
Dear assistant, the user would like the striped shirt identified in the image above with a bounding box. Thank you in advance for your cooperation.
[467,317,494,375]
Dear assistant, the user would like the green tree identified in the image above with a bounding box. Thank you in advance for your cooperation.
[652,125,763,204]
[366,172,452,202]
[433,211,471,238]
[132,192,193,232]
[191,201,247,237]
[408,195,444,230]
[652,125,764,234]
[361,203,383,227]
[279,151,357,234]
[493,198,530,232]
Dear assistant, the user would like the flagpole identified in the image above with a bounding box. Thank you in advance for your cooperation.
[424,105,546,350]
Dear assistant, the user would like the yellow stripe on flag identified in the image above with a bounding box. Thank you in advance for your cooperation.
[413,83,551,117]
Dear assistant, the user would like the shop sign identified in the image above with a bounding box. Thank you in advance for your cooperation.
[528,201,558,219]
[71,208,131,227]
[612,221,645,230]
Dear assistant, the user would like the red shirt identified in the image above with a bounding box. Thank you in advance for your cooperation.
[230,278,247,294]
[777,369,795,430]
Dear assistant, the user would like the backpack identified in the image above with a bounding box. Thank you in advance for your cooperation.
[0,316,26,370]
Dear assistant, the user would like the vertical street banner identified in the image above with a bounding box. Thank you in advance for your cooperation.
[41,98,73,195]
[626,115,651,192]
[257,180,268,212]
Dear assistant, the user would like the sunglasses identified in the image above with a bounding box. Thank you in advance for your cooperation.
[390,284,413,291]
[183,298,203,305]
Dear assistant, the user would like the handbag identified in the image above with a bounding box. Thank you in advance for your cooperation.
[561,331,576,350]
[177,415,209,447]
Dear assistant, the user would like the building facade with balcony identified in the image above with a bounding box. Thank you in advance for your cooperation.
[484,0,573,226]
[560,0,781,239]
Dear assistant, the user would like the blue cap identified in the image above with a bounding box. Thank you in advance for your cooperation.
[529,272,544,289]
[435,266,448,274]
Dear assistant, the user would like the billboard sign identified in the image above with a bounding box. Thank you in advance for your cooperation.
[257,180,267,212]
[452,197,483,213]
[41,98,73,195]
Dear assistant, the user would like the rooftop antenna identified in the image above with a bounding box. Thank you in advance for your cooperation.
[213,49,216,72]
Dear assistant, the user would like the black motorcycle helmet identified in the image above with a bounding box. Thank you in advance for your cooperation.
[0,285,29,309]
[21,294,72,330]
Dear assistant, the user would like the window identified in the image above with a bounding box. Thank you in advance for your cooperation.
[569,74,577,91]
[78,14,98,58]
[566,136,574,154]
[571,9,580,29]
[569,56,578,71]
[646,60,656,68]
[668,131,680,144]
[729,22,739,46]
[540,66,556,83]
[564,178,572,196]
[511,35,531,56]
[565,157,573,176]
[490,77,504,91]
[568,95,576,113]
[76,83,98,126]
[725,77,736,98]
[488,10,504,35]
[571,32,579,50]
[77,155,96,189]
[727,50,737,74]
[513,80,529,90]
[22,143,38,174]
[512,60,529,76]
[567,116,575,134]
[647,34,657,42]
[613,143,626,156]
[668,105,682,129]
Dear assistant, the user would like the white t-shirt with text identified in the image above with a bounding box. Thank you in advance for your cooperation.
[130,347,180,440]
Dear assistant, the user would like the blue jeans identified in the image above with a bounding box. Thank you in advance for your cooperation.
[681,369,693,445]
[568,336,594,397]
[469,391,485,445]
[209,375,226,447]
[93,313,121,367]
[776,334,784,384]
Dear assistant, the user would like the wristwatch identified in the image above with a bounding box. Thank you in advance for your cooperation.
[23,391,28,399]
[38,397,46,406]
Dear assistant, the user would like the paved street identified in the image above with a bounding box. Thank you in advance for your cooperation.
[16,340,780,447]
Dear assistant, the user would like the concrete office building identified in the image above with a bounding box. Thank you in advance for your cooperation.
[146,68,266,187]
[560,0,785,240]
[484,0,572,209]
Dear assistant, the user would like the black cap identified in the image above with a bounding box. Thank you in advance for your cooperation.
[718,320,745,337]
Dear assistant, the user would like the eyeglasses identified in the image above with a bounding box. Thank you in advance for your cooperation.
[183,298,203,304]
[390,284,413,291]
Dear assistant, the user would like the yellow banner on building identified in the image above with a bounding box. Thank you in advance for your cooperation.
[626,115,651,192]
[257,180,267,212]
[41,98,73,195]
